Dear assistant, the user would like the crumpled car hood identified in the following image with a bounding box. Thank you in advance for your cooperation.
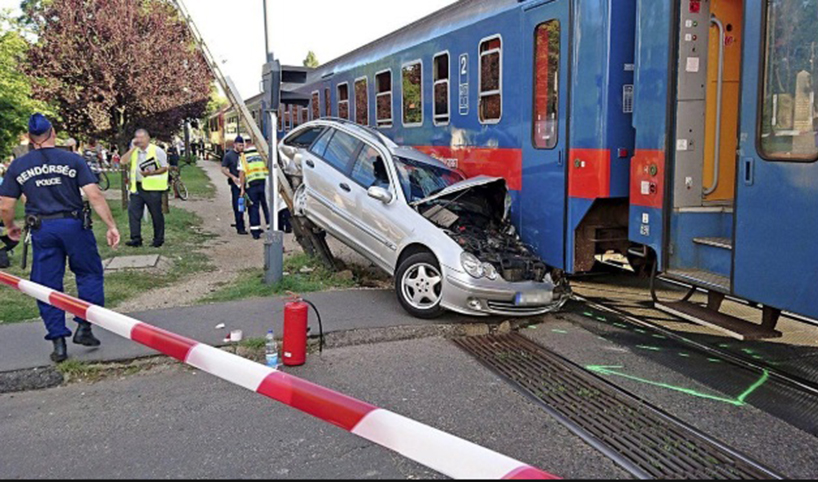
[410,176,506,209]
[414,176,548,283]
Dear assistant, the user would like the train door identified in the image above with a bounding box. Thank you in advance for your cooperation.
[520,0,570,271]
[732,1,818,320]
[666,0,745,293]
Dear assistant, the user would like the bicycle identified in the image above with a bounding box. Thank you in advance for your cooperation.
[170,165,189,201]
[89,162,109,191]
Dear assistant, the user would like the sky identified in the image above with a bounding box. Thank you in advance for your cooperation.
[1,0,458,100]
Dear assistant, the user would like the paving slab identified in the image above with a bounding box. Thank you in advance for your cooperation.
[104,254,161,270]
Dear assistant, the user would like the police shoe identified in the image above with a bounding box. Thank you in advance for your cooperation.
[126,240,143,248]
[51,338,68,364]
[73,323,101,347]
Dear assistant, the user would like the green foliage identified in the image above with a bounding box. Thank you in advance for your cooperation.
[303,50,320,69]
[0,11,52,159]
[201,254,358,303]
[0,199,214,324]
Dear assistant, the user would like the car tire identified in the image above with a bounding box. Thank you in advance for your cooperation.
[395,252,446,319]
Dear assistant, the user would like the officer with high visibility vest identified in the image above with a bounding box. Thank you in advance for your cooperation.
[122,129,169,248]
[0,114,120,363]
[238,149,271,240]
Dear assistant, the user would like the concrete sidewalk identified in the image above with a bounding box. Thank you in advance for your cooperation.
[0,289,473,372]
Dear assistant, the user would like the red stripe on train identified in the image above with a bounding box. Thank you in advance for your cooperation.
[414,146,523,191]
[131,324,198,362]
[49,292,91,321]
[0,271,21,289]
[256,371,378,432]
[630,149,665,209]
[568,148,611,199]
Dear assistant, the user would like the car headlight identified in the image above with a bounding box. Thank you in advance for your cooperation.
[483,262,499,281]
[461,252,484,279]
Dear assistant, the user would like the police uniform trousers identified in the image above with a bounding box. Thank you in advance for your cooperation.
[31,218,104,340]
[128,183,165,244]
[246,181,270,238]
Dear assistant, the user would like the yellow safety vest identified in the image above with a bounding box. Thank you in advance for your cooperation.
[240,154,269,185]
[130,144,169,193]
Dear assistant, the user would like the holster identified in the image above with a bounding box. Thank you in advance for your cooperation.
[82,201,93,230]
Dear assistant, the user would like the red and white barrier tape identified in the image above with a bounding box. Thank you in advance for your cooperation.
[0,271,558,480]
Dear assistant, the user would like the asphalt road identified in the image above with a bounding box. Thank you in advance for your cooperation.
[0,336,626,479]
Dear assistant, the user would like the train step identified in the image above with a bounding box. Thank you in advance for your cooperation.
[655,300,783,341]
[693,237,733,250]
[663,268,730,293]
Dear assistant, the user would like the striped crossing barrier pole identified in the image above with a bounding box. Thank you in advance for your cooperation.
[0,271,558,480]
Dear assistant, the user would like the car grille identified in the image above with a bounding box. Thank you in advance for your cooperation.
[486,300,546,315]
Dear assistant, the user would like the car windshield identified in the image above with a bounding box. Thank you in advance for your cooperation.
[393,157,465,203]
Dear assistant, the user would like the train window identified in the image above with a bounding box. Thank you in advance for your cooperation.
[758,0,818,162]
[293,105,302,128]
[338,83,350,120]
[355,77,369,126]
[376,70,393,128]
[433,52,450,126]
[479,36,502,124]
[312,91,320,121]
[533,21,560,149]
[324,88,331,117]
[402,61,423,127]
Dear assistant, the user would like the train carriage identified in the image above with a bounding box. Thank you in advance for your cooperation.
[273,0,818,334]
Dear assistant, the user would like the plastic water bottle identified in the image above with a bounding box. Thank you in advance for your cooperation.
[238,196,246,213]
[265,330,280,369]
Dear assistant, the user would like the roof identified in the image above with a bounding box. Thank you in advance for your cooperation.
[305,0,520,83]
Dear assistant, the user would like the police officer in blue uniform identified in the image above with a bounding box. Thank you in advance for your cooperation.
[0,114,121,363]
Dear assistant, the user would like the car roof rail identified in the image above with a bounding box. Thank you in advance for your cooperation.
[316,118,397,150]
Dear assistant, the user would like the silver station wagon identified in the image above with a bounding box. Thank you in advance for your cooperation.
[279,119,567,319]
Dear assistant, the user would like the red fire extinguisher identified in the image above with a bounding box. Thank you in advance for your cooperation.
[282,294,323,367]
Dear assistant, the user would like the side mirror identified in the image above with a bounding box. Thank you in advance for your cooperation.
[367,186,393,204]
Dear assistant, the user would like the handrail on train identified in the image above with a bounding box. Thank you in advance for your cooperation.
[704,15,726,197]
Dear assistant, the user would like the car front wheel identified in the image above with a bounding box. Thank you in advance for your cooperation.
[395,252,445,319]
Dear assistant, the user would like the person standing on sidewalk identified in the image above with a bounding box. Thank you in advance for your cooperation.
[221,136,248,235]
[0,114,120,363]
[238,150,271,240]
[121,129,169,248]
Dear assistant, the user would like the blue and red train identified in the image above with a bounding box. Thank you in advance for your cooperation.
[268,0,818,333]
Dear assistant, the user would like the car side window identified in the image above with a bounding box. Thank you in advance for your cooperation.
[351,146,390,188]
[322,130,362,174]
[309,128,334,158]
[286,127,325,148]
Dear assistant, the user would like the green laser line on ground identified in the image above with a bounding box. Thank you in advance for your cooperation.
[585,365,770,407]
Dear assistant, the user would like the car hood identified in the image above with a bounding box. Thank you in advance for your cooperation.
[410,176,506,208]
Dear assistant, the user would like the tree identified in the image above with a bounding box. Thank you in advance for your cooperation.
[303,50,319,69]
[23,0,213,150]
[0,11,51,159]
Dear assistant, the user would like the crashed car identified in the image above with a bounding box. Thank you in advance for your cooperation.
[279,119,566,318]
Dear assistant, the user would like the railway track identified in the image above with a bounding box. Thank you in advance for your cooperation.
[571,290,818,400]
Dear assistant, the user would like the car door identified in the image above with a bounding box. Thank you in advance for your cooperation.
[301,128,363,246]
[346,144,410,271]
